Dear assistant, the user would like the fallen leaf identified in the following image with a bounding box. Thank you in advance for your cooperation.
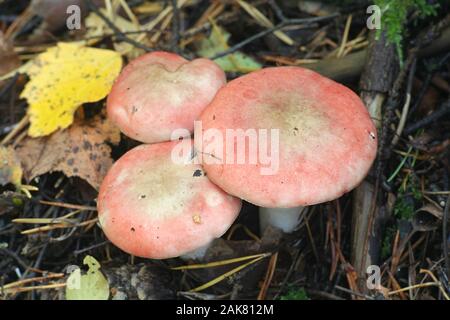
[0,146,23,188]
[197,23,262,73]
[85,8,144,58]
[15,115,120,190]
[66,255,109,300]
[17,42,122,137]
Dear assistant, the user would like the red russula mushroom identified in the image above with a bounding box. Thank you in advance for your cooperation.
[97,139,242,259]
[107,51,226,143]
[196,66,377,232]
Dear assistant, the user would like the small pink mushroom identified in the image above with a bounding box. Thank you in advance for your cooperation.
[97,139,242,259]
[107,51,226,143]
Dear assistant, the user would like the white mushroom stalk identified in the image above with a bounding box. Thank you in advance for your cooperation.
[259,207,306,233]
[180,242,212,261]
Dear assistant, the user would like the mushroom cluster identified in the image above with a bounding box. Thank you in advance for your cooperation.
[98,51,377,260]
[98,51,241,260]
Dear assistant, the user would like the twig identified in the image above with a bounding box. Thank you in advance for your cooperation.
[408,52,450,117]
[420,269,450,300]
[0,115,29,146]
[1,273,64,290]
[73,240,111,256]
[170,0,180,53]
[272,250,302,300]
[237,0,293,45]
[181,11,238,39]
[337,14,352,58]
[37,200,97,211]
[3,283,65,294]
[304,212,319,264]
[0,15,17,23]
[188,254,271,293]
[404,98,450,135]
[378,13,450,180]
[391,58,416,146]
[257,252,278,300]
[84,0,152,52]
[172,253,271,270]
[267,0,287,22]
[378,51,417,172]
[444,194,450,280]
[210,14,339,60]
[307,289,345,300]
[0,73,19,100]
[387,282,439,296]
[304,25,450,81]
[0,248,30,270]
[226,223,261,242]
[334,285,375,300]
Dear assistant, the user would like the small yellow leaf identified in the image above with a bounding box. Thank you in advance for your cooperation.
[197,23,262,73]
[0,146,23,188]
[20,42,123,137]
[65,255,109,300]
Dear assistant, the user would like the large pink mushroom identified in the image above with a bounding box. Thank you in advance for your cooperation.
[196,66,377,232]
[97,139,242,259]
[107,51,226,144]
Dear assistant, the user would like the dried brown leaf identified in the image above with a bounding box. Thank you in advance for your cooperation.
[15,115,120,190]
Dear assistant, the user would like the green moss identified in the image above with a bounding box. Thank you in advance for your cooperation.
[279,287,309,300]
[393,195,415,220]
[374,0,439,63]
[381,225,396,260]
[11,196,23,207]
[393,179,422,220]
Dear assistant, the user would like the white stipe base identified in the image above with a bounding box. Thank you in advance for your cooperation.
[259,206,305,233]
[180,242,211,261]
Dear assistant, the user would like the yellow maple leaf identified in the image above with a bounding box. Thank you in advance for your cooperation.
[20,42,122,137]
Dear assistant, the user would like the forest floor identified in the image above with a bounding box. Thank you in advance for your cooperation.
[0,0,449,300]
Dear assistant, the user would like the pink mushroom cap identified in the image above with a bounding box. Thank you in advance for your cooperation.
[107,51,226,143]
[97,139,242,259]
[197,67,377,208]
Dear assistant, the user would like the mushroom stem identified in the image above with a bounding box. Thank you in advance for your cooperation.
[179,242,212,261]
[259,206,305,233]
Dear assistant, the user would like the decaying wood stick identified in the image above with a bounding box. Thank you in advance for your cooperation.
[351,31,397,294]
